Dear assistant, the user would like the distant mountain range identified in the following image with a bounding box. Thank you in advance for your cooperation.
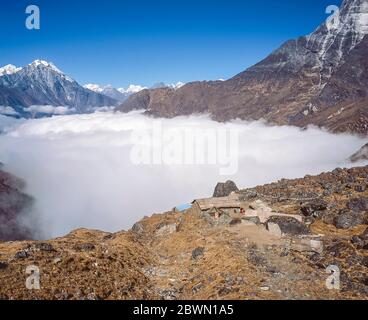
[117,0,368,135]
[0,59,185,118]
[0,60,118,117]
[83,84,147,102]
[83,82,185,102]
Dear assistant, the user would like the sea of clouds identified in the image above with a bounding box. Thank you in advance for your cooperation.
[0,111,366,239]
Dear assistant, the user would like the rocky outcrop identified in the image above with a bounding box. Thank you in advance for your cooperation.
[117,0,368,135]
[350,143,368,162]
[266,216,310,236]
[213,180,239,197]
[0,169,35,241]
[351,227,368,249]
[334,210,367,229]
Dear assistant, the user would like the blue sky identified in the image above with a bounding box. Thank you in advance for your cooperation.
[0,0,342,87]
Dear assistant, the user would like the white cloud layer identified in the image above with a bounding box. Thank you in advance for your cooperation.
[0,111,366,239]
[24,105,74,115]
[0,106,18,116]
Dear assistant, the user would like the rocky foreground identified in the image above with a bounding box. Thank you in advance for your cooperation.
[0,166,367,300]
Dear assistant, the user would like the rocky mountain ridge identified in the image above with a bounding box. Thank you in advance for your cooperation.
[83,84,147,102]
[117,0,368,135]
[0,60,118,117]
[0,168,35,241]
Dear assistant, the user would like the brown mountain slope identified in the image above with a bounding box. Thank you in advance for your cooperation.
[0,166,367,300]
[351,143,368,162]
[0,169,35,241]
[117,0,368,135]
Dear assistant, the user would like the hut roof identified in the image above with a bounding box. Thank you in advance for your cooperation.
[192,194,242,211]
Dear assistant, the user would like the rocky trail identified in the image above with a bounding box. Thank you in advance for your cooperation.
[0,166,367,300]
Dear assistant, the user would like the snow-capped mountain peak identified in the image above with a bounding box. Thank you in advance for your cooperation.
[0,64,22,76]
[340,0,368,36]
[118,85,147,94]
[27,60,74,82]
[84,83,104,93]
[149,82,185,90]
[0,60,118,115]
[30,60,62,72]
[170,82,185,90]
[84,83,147,102]
[300,0,368,87]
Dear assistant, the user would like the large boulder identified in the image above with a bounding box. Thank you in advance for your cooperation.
[192,247,205,260]
[351,227,368,249]
[213,180,239,198]
[333,210,367,229]
[300,200,327,217]
[346,197,368,212]
[266,216,310,236]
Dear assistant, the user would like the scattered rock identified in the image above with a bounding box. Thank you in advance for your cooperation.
[242,216,261,225]
[293,237,324,254]
[351,228,368,249]
[247,250,268,266]
[14,249,29,260]
[35,243,56,252]
[229,218,242,226]
[53,257,62,264]
[346,197,368,212]
[300,200,327,217]
[73,243,96,252]
[333,211,366,229]
[0,262,8,269]
[321,212,337,225]
[87,293,98,300]
[267,222,283,238]
[159,289,178,300]
[132,222,144,234]
[260,286,270,291]
[192,247,205,260]
[155,223,177,237]
[213,180,238,197]
[102,234,115,241]
[217,287,232,296]
[192,283,204,294]
[363,256,368,267]
[267,216,310,236]
[239,190,258,200]
[354,185,366,193]
[326,241,355,259]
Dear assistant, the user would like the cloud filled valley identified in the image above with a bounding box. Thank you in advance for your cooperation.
[0,111,366,239]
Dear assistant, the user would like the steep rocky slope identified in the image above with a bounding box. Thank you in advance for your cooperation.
[351,143,368,162]
[0,166,367,300]
[117,0,368,135]
[0,168,35,241]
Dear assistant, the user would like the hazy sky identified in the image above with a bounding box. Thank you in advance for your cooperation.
[1,0,341,87]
